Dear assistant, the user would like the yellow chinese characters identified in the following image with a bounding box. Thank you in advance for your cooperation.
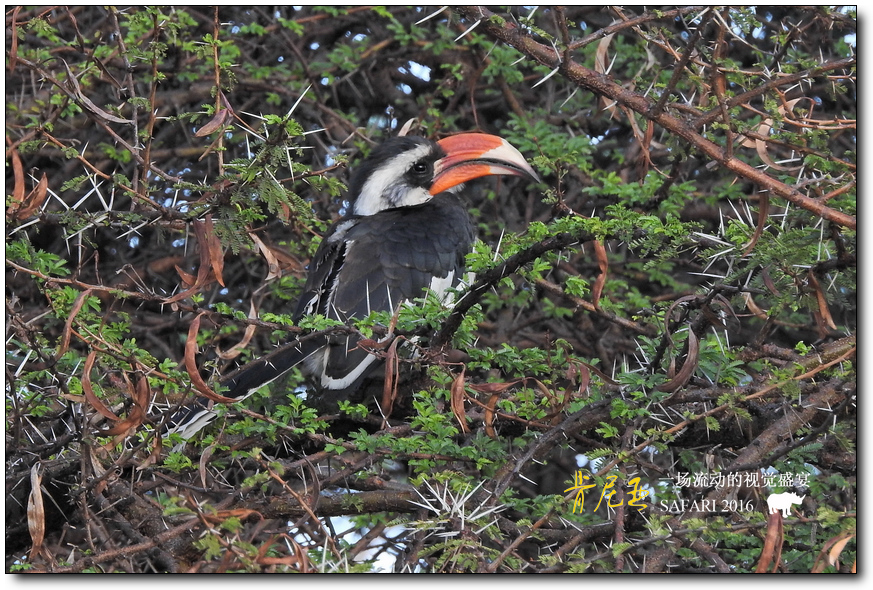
[565,471,650,513]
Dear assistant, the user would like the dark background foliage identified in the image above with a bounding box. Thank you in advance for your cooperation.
[6,6,855,573]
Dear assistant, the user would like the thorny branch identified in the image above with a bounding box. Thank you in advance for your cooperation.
[454,6,856,230]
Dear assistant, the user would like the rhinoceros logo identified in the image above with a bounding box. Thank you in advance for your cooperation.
[767,492,805,517]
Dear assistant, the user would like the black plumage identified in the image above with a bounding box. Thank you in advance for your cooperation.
[289,191,475,409]
[304,193,474,321]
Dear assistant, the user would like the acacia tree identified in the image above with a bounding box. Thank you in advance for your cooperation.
[6,6,855,573]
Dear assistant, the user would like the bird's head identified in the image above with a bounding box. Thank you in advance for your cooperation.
[350,133,540,216]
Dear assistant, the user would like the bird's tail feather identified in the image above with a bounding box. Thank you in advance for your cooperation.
[165,339,321,439]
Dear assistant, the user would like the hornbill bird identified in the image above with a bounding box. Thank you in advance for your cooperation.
[170,133,539,438]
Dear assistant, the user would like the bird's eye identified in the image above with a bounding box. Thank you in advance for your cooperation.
[412,161,430,175]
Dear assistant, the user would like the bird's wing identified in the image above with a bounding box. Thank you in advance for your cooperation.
[328,196,474,320]
[295,195,475,393]
[293,218,356,320]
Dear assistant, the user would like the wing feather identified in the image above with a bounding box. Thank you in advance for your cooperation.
[293,193,474,400]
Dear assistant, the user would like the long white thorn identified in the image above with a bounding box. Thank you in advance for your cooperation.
[287,85,311,117]
[454,19,481,42]
[415,6,448,25]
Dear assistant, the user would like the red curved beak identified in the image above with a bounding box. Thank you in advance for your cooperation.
[430,133,541,196]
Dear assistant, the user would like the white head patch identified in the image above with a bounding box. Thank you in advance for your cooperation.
[353,143,435,216]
